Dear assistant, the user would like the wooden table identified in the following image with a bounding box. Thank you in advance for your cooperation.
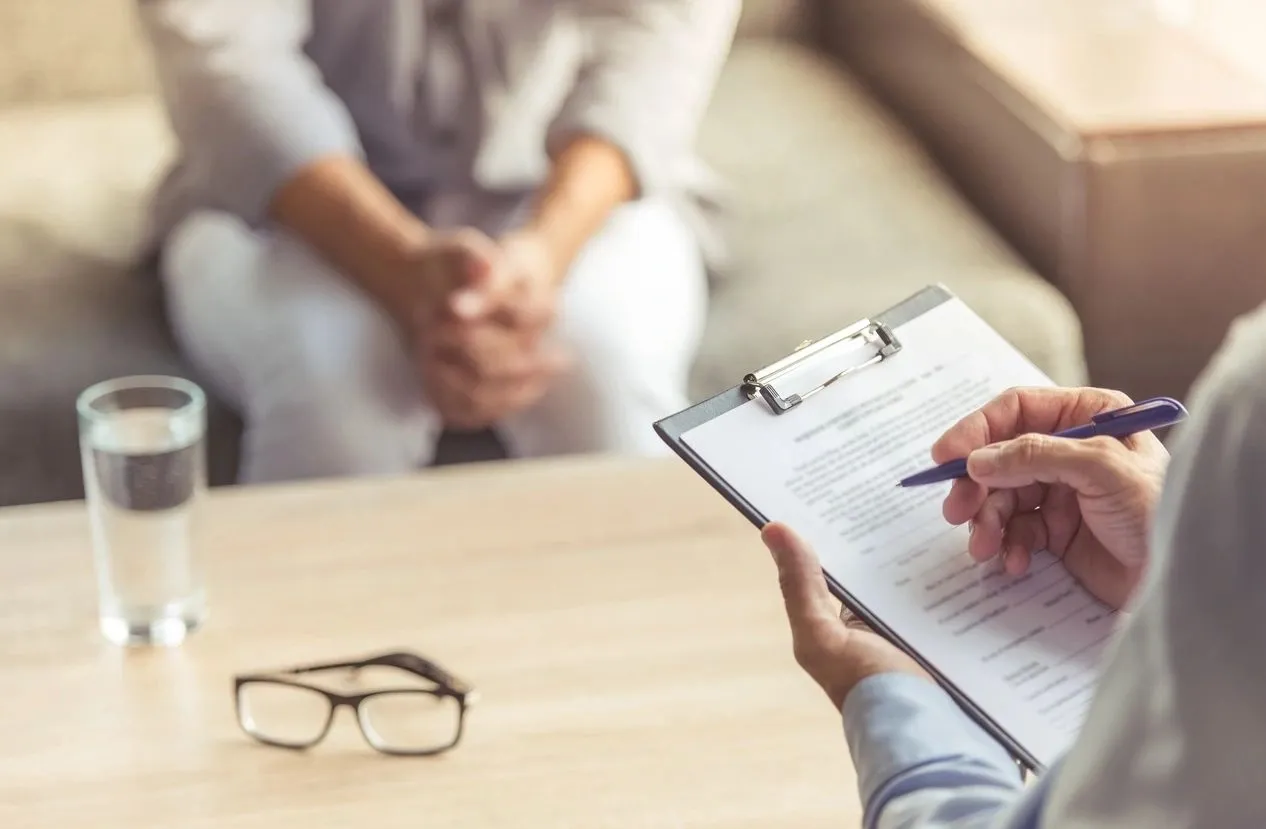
[0,457,861,827]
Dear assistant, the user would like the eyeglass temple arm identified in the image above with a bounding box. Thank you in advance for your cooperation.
[367,651,469,692]
[278,651,469,693]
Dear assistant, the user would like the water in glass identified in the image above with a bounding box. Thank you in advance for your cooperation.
[79,379,207,646]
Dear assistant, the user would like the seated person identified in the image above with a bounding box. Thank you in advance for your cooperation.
[761,304,1266,827]
[137,1,740,483]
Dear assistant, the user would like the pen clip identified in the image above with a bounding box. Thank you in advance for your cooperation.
[1090,396,1186,425]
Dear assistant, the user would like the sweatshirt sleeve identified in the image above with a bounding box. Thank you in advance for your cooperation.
[844,674,1041,829]
[550,0,740,198]
[137,0,363,224]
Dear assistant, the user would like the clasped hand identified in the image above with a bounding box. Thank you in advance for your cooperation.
[401,228,570,430]
[764,386,1171,711]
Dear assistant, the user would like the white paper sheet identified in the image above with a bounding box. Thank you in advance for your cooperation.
[682,298,1115,767]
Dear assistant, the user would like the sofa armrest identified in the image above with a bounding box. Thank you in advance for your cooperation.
[0,0,155,107]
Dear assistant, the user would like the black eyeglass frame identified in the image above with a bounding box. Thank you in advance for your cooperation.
[233,650,477,757]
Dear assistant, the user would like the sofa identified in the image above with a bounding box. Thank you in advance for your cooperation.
[0,0,1086,508]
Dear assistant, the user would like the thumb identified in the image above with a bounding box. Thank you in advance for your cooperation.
[966,434,1125,494]
[447,232,510,320]
[761,523,837,634]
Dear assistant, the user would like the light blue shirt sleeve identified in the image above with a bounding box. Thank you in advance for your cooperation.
[843,674,1053,829]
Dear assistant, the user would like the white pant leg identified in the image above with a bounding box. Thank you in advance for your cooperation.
[160,211,440,484]
[499,200,708,458]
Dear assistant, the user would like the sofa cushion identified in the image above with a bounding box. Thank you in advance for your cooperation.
[0,0,155,105]
[692,39,1086,398]
[0,98,242,505]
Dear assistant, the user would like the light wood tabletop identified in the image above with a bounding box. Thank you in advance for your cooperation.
[0,456,861,828]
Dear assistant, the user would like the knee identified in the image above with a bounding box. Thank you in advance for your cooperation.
[215,237,431,480]
[163,211,256,289]
[555,322,684,407]
[559,318,683,397]
[158,213,433,482]
[549,200,708,401]
[535,331,691,456]
[501,318,696,457]
[240,312,430,481]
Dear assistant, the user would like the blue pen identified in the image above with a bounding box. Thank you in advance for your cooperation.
[898,396,1189,488]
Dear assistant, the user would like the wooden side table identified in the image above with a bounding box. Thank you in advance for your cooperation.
[828,0,1266,402]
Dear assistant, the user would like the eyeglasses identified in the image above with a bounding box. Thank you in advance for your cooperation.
[233,650,476,756]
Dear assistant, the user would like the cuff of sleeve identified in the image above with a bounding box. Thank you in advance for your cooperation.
[843,674,1023,814]
[546,105,658,200]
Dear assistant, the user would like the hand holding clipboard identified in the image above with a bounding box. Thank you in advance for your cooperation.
[654,286,1146,772]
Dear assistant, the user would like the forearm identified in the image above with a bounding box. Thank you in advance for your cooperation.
[521,134,636,283]
[270,156,430,318]
[845,675,1031,829]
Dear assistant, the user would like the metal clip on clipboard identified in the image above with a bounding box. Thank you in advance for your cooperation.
[742,318,903,414]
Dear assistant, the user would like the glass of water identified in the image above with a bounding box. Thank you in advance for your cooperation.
[77,376,208,647]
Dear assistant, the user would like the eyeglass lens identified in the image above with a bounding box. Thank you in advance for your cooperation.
[237,681,461,753]
[358,691,462,753]
[237,682,333,748]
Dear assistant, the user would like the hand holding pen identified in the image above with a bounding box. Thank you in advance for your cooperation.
[914,388,1178,610]
[901,395,1186,487]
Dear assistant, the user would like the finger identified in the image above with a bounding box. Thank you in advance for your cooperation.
[452,345,565,424]
[493,279,557,331]
[1002,511,1048,575]
[1002,542,1033,576]
[448,277,502,321]
[437,349,541,385]
[761,523,838,633]
[452,343,570,388]
[430,320,565,383]
[943,477,987,525]
[932,386,1134,462]
[419,346,538,429]
[444,230,512,320]
[968,489,1013,562]
[947,477,1041,527]
[966,484,1043,562]
[966,434,1133,496]
[1039,485,1081,557]
[433,336,540,383]
[429,228,497,282]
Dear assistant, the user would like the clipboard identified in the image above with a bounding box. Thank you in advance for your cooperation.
[655,284,1046,772]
